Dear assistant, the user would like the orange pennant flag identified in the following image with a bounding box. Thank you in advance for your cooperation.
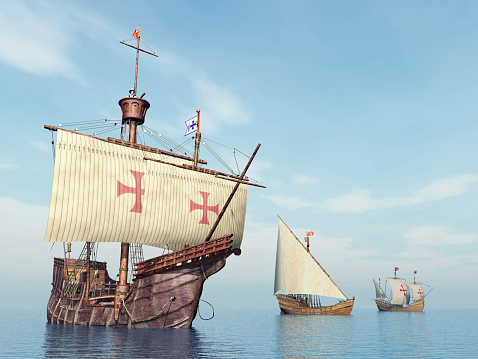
[132,25,140,38]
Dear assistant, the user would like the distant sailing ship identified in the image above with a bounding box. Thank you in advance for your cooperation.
[44,27,263,328]
[274,217,355,315]
[374,268,433,312]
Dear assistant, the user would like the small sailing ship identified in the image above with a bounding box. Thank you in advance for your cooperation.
[374,268,432,312]
[44,27,263,328]
[274,217,355,315]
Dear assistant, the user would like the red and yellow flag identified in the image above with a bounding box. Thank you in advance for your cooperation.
[132,25,140,38]
[307,231,314,236]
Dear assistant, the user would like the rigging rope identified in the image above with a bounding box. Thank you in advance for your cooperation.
[120,296,175,324]
[197,299,215,320]
[51,131,56,162]
[202,140,237,175]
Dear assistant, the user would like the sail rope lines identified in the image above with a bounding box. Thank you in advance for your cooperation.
[120,296,175,324]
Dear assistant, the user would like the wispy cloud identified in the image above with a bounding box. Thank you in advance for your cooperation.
[191,79,251,133]
[397,225,478,261]
[27,139,51,153]
[263,194,316,211]
[0,1,115,82]
[0,158,20,170]
[321,174,478,213]
[292,173,319,186]
[156,50,251,134]
[406,225,478,247]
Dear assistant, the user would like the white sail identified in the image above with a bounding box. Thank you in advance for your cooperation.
[409,283,424,302]
[373,279,387,300]
[44,130,247,250]
[274,217,347,300]
[387,278,410,305]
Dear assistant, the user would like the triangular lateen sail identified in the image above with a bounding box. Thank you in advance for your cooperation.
[373,279,387,300]
[274,217,347,300]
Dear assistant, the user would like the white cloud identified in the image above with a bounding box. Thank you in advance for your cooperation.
[191,79,251,134]
[321,174,478,213]
[397,226,478,260]
[28,139,51,153]
[292,173,318,186]
[0,1,115,82]
[405,225,478,247]
[0,2,78,79]
[262,194,316,211]
[155,49,251,134]
[0,158,20,170]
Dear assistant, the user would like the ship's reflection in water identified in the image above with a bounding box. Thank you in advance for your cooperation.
[41,321,248,358]
[42,324,204,358]
[276,314,355,358]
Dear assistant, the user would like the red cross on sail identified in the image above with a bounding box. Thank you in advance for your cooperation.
[190,191,219,225]
[117,170,145,213]
[399,284,407,296]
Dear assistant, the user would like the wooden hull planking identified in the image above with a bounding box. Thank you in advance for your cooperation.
[47,254,230,328]
[276,294,354,315]
[375,298,425,312]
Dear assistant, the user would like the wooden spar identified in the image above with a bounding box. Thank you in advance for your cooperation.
[44,126,208,164]
[143,156,266,187]
[424,287,434,297]
[119,41,158,57]
[205,143,261,241]
[193,109,201,167]
[134,28,140,96]
[86,242,91,305]
[215,175,266,188]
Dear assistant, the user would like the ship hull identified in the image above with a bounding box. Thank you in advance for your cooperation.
[47,254,228,328]
[276,294,354,315]
[375,298,425,312]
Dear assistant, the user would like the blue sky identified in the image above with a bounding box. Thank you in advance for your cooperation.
[1,0,477,310]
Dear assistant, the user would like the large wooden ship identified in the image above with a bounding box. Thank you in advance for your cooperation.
[44,27,262,328]
[374,269,432,312]
[274,217,354,315]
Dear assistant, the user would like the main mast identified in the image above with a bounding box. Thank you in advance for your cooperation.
[115,25,158,319]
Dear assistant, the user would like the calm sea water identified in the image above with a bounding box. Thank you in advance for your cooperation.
[1,308,476,358]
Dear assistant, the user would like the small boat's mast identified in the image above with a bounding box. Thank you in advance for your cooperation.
[193,109,201,167]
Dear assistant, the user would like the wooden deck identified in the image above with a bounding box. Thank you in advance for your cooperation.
[375,298,425,312]
[276,294,354,315]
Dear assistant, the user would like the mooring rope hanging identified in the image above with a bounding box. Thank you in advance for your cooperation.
[198,299,215,320]
[120,296,175,324]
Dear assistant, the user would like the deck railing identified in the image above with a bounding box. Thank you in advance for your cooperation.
[134,235,233,279]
